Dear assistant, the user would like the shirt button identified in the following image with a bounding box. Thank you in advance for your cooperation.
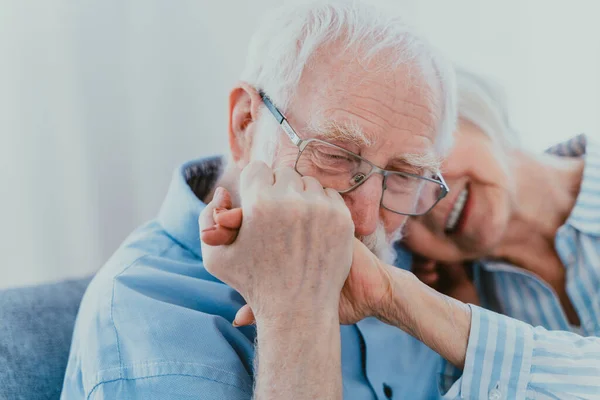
[383,383,393,399]
[488,388,502,400]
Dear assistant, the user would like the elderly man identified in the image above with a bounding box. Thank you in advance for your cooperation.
[62,1,459,399]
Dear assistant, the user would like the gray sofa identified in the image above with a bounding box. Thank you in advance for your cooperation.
[0,278,91,400]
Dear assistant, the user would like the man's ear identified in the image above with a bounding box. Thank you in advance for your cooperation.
[228,82,263,168]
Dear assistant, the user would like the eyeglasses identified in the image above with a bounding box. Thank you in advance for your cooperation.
[259,91,449,216]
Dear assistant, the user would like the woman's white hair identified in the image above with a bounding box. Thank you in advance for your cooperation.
[239,0,457,158]
[456,67,520,146]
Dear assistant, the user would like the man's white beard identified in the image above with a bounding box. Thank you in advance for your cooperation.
[358,221,404,265]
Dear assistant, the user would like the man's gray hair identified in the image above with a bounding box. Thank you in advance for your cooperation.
[240,0,457,157]
[456,67,520,146]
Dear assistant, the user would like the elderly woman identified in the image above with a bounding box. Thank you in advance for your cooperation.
[404,68,600,398]
[202,68,600,399]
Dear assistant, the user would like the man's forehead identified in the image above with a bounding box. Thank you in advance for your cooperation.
[300,111,441,173]
[292,56,441,143]
[301,83,438,145]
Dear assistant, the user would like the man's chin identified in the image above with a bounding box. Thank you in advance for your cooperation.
[374,244,397,265]
[360,226,404,265]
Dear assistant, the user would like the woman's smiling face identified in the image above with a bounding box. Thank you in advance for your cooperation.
[403,119,516,263]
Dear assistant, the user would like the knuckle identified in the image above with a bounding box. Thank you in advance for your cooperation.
[241,160,271,182]
[279,166,296,175]
[277,167,301,185]
[302,175,320,187]
[331,205,353,229]
[324,187,335,196]
[248,160,269,171]
[315,199,345,223]
[327,188,343,201]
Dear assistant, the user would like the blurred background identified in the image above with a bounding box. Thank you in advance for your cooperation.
[1,0,599,289]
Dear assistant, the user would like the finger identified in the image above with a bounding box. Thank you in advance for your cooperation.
[302,175,325,194]
[442,262,470,283]
[199,187,232,235]
[324,188,352,221]
[232,304,255,327]
[239,160,275,193]
[416,259,437,273]
[324,187,345,203]
[273,166,304,192]
[201,225,239,246]
[214,208,243,229]
[411,252,436,273]
[418,271,439,286]
[208,208,243,245]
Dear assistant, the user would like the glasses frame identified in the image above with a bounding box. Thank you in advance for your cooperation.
[259,91,449,216]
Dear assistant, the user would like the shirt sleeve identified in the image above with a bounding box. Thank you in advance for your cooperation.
[85,374,252,400]
[439,305,600,400]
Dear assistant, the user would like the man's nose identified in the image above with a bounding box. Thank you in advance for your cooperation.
[342,175,383,237]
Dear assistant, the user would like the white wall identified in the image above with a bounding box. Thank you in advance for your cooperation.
[1,0,598,289]
[408,0,600,151]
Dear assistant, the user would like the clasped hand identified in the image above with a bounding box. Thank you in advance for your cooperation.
[199,161,394,327]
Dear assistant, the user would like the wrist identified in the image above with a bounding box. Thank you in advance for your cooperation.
[378,266,471,368]
[376,265,420,333]
[255,303,340,332]
[254,302,343,399]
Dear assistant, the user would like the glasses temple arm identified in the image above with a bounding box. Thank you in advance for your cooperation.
[259,91,284,124]
[259,91,302,146]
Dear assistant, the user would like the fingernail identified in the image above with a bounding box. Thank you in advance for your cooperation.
[232,319,239,327]
[201,225,217,233]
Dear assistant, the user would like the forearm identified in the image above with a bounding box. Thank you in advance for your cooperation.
[379,266,471,369]
[254,311,342,400]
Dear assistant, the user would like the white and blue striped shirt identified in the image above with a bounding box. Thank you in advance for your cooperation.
[441,134,600,399]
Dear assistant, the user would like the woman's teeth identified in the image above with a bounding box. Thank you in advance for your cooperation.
[445,188,468,232]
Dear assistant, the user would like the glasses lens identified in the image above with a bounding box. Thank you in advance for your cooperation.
[382,173,443,215]
[296,140,444,216]
[295,140,371,191]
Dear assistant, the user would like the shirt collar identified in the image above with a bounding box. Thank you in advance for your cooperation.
[157,156,224,259]
[564,134,600,236]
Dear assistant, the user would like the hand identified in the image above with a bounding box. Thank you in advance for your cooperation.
[204,198,395,326]
[339,238,395,324]
[199,162,355,324]
[412,254,480,305]
[203,191,474,369]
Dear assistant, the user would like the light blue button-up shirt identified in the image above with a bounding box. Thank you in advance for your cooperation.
[61,157,442,399]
